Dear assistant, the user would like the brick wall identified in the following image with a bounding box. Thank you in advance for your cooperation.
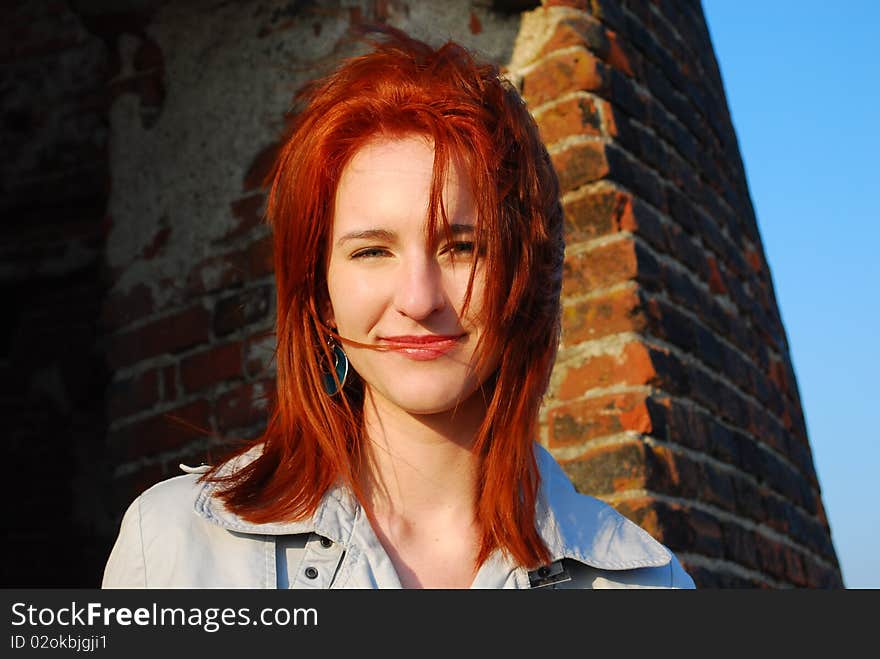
[508,0,841,587]
[3,0,841,587]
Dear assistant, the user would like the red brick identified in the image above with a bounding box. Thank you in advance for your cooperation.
[538,14,607,60]
[605,28,636,77]
[107,368,160,421]
[614,496,725,559]
[562,238,638,296]
[542,0,590,10]
[522,48,609,107]
[559,441,649,494]
[783,546,808,586]
[107,305,211,369]
[468,10,481,35]
[561,285,644,347]
[551,140,609,193]
[161,364,178,402]
[705,255,727,295]
[722,522,760,571]
[181,342,244,393]
[562,186,632,243]
[248,234,274,277]
[547,391,651,448]
[101,283,154,331]
[536,95,603,146]
[213,286,272,337]
[109,399,212,463]
[802,554,843,589]
[745,245,764,274]
[560,441,703,499]
[215,380,273,432]
[557,342,659,399]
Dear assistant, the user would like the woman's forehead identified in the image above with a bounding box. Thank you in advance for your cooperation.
[333,135,478,235]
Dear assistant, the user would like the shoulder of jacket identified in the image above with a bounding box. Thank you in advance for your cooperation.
[534,443,673,571]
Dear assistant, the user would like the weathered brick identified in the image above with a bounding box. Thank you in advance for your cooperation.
[106,305,211,369]
[802,554,843,589]
[585,0,625,32]
[213,285,272,337]
[536,94,603,146]
[161,364,178,402]
[186,251,248,296]
[522,48,609,107]
[561,284,644,346]
[215,380,273,433]
[755,536,787,580]
[604,143,665,211]
[699,462,736,514]
[562,184,632,243]
[559,441,648,494]
[546,391,651,447]
[538,14,608,61]
[722,522,760,571]
[783,546,808,586]
[563,238,638,296]
[248,234,274,278]
[107,368,159,421]
[551,139,609,193]
[108,399,211,463]
[556,341,659,399]
[101,283,154,331]
[180,342,243,393]
[613,497,724,559]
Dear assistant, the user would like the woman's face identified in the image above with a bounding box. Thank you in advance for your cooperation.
[325,135,497,416]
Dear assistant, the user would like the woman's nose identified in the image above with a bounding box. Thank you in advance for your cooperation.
[393,256,447,320]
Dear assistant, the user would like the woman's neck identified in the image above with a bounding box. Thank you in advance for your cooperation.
[359,386,485,525]
[358,387,487,588]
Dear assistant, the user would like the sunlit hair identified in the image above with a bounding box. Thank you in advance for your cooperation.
[207,26,564,569]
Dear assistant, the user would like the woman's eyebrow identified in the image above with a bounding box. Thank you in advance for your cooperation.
[447,223,475,234]
[336,224,474,247]
[335,228,397,247]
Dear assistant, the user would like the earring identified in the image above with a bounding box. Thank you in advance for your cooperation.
[320,335,349,396]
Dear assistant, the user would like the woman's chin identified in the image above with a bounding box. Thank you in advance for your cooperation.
[365,381,485,418]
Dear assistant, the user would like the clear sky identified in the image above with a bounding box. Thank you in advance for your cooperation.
[701,1,879,587]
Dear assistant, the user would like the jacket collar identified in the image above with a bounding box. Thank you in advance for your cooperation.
[192,443,671,571]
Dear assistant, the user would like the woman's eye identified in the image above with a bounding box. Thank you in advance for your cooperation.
[443,241,475,255]
[351,247,389,259]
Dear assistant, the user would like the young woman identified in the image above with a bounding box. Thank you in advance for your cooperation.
[103,28,694,589]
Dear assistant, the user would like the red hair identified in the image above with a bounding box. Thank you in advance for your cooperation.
[207,27,564,569]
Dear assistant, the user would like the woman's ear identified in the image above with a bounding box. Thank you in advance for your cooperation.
[321,299,335,329]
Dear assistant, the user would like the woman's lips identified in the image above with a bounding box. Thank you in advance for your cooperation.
[378,335,464,360]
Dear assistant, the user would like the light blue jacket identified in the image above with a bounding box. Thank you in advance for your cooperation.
[102,443,695,589]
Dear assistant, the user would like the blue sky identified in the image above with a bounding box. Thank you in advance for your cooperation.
[702,1,879,587]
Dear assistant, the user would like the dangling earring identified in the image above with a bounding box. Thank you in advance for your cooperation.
[320,335,349,396]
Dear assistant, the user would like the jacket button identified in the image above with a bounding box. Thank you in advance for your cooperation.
[304,567,319,579]
[319,536,333,548]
